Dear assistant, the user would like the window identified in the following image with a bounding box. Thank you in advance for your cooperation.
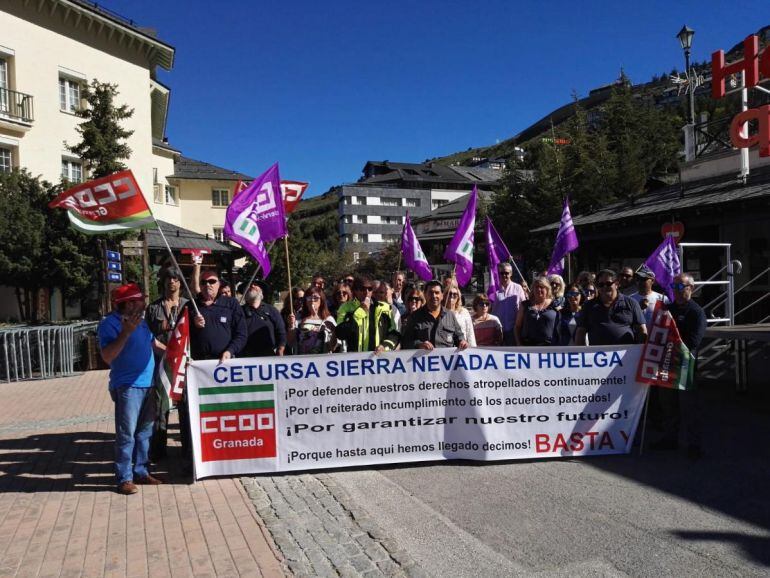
[432,199,449,210]
[165,184,178,206]
[355,215,367,224]
[381,198,400,207]
[212,188,229,207]
[0,59,8,113]
[356,196,367,205]
[344,196,352,205]
[0,146,11,173]
[382,216,402,225]
[59,77,81,113]
[61,159,82,182]
[342,215,353,224]
[405,198,420,207]
[382,234,399,244]
[213,227,224,242]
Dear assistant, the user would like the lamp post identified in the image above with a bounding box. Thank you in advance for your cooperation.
[677,25,696,125]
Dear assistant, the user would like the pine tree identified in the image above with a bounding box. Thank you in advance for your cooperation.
[68,80,134,178]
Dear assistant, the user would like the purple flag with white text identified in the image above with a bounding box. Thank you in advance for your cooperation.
[444,186,477,287]
[226,163,287,243]
[547,197,579,275]
[402,214,432,282]
[645,235,681,301]
[224,165,281,277]
[486,218,511,301]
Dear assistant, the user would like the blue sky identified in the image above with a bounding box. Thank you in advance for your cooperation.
[103,0,766,196]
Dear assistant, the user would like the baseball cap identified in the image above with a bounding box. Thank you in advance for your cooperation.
[635,265,655,280]
[111,283,145,304]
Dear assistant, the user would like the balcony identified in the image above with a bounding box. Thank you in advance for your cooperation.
[0,88,35,127]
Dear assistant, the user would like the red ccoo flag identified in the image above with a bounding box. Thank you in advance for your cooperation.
[280,180,309,214]
[48,169,155,234]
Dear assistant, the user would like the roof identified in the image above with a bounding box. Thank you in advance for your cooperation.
[170,156,253,181]
[360,160,501,186]
[412,190,494,240]
[152,138,181,154]
[532,165,770,233]
[64,0,175,70]
[447,165,502,183]
[144,220,235,253]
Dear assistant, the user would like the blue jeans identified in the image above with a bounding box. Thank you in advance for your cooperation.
[112,386,155,484]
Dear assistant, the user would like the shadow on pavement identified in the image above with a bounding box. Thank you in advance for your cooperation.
[0,428,190,492]
[672,531,770,567]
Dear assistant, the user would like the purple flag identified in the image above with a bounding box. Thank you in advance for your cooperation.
[226,163,287,243]
[402,213,433,282]
[546,197,579,275]
[486,218,511,301]
[444,186,477,287]
[224,165,281,277]
[645,236,681,301]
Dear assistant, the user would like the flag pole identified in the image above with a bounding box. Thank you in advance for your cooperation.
[283,235,294,317]
[238,240,276,304]
[508,257,525,285]
[152,218,201,318]
[396,220,405,277]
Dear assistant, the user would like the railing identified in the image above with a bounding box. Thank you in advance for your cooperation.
[0,322,98,382]
[0,88,34,123]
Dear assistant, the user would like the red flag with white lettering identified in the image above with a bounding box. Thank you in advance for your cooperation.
[280,181,309,214]
[48,169,155,234]
[159,308,190,402]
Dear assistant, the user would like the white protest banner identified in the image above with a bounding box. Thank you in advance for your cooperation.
[187,345,647,479]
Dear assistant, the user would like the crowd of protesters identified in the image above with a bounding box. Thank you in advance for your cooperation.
[97,261,707,493]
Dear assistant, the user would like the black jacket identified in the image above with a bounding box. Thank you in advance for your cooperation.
[187,296,247,360]
[242,303,287,357]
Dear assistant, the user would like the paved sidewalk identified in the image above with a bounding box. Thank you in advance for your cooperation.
[0,370,287,578]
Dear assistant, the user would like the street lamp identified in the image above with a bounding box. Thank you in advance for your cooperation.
[677,25,696,125]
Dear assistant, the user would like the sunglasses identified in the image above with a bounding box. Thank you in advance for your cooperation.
[306,295,320,301]
[408,297,423,303]
[448,292,459,297]
[476,302,490,307]
[619,274,633,279]
[361,286,374,292]
[596,282,614,289]
[499,271,511,276]
[672,282,692,291]
[335,292,349,297]
[203,278,219,285]
[566,291,581,298]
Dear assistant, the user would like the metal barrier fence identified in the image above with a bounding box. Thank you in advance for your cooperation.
[0,321,99,382]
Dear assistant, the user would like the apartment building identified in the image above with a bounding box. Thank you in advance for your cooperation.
[338,160,500,260]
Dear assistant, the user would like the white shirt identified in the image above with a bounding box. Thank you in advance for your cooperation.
[630,291,669,324]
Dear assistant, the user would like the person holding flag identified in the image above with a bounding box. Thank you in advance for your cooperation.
[651,272,707,457]
[145,267,189,460]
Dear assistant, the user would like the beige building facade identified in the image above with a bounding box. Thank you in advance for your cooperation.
[0,1,255,320]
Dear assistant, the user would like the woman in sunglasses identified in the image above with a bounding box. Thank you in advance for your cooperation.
[329,282,351,318]
[471,294,502,346]
[559,284,585,345]
[288,287,336,354]
[514,276,560,346]
[400,289,425,331]
[443,279,476,347]
[548,274,566,311]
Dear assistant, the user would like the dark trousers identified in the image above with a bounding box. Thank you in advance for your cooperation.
[649,385,701,447]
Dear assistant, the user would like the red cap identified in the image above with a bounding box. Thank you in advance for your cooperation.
[111,283,145,304]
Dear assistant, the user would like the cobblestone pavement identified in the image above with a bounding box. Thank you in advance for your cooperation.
[0,370,286,578]
[242,474,427,578]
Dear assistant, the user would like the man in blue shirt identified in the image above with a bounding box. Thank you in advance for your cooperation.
[98,283,164,495]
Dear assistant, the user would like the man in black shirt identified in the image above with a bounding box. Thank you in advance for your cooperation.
[402,280,468,350]
[189,270,247,362]
[242,285,286,357]
[575,269,647,346]
[651,272,708,458]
